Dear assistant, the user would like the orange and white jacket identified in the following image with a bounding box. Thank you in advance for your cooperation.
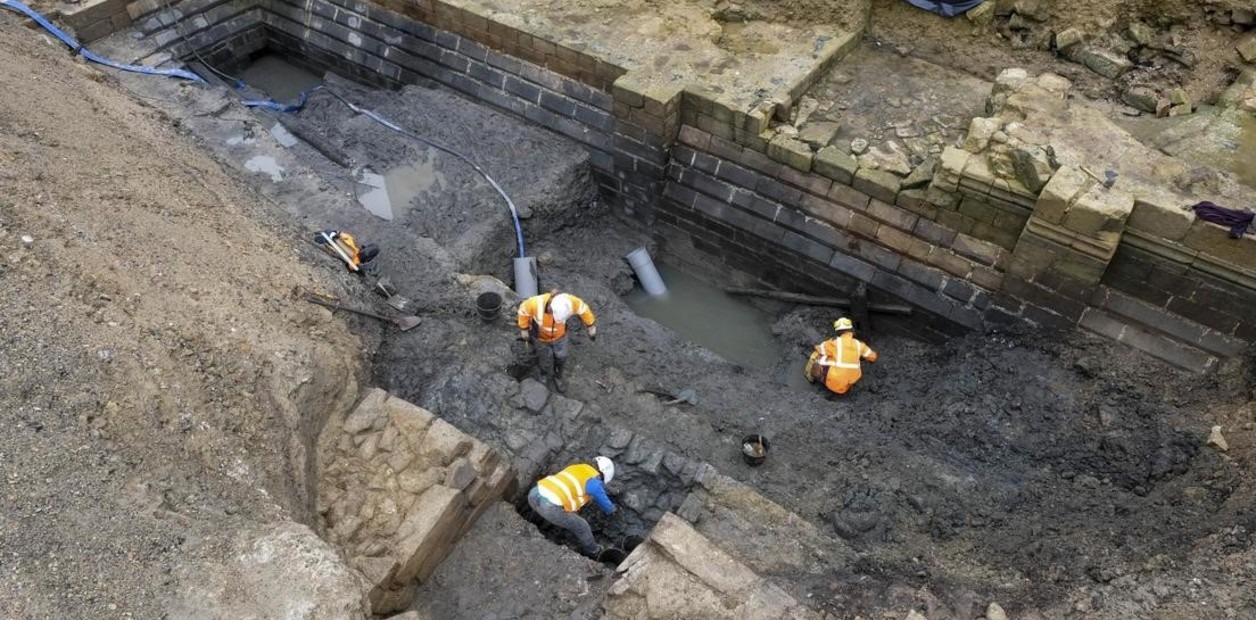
[813,332,878,394]
[517,292,595,343]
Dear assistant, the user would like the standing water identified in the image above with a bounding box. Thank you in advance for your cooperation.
[355,158,446,221]
[237,54,322,102]
[625,264,785,370]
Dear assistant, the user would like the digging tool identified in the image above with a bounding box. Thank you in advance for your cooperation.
[662,388,698,406]
[304,294,421,331]
[373,276,411,311]
[318,231,360,272]
[636,387,699,406]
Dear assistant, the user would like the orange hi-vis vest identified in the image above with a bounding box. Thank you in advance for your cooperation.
[517,293,595,343]
[536,463,600,512]
[337,232,363,265]
[814,332,878,394]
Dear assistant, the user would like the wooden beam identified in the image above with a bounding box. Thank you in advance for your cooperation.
[723,287,913,315]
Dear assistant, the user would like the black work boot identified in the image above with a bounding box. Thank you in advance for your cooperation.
[553,358,568,394]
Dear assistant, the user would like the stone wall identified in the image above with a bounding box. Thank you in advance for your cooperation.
[940,70,1255,370]
[318,388,517,615]
[88,0,1254,367]
[120,0,669,220]
[661,125,998,339]
[62,0,135,43]
[601,513,822,620]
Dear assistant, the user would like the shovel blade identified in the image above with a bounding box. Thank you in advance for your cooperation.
[394,316,422,332]
[385,295,411,312]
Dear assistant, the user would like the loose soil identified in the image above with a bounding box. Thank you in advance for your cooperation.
[1,0,1254,618]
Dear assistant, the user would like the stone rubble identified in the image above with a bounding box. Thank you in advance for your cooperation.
[318,388,518,615]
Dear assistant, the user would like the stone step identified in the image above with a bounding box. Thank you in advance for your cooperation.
[675,465,855,601]
[1078,306,1218,373]
[1091,286,1248,358]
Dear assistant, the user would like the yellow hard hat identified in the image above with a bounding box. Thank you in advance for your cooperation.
[833,317,854,331]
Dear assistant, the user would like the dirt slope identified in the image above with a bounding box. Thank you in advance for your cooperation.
[0,16,366,617]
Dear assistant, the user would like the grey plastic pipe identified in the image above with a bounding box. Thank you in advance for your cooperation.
[514,256,539,298]
[625,247,667,296]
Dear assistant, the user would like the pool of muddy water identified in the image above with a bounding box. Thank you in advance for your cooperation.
[237,53,323,102]
[354,158,447,221]
[625,263,786,370]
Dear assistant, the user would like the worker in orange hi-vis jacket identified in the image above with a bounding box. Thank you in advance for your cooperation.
[517,289,596,394]
[807,317,878,396]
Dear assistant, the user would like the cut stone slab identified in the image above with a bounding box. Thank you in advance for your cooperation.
[768,134,814,172]
[813,145,858,184]
[858,141,912,175]
[1077,47,1133,78]
[798,121,840,149]
[602,513,822,619]
[902,157,937,189]
[853,167,903,204]
[1055,28,1085,52]
[1121,86,1159,113]
[345,388,389,434]
[395,485,468,585]
[1237,33,1256,64]
[963,117,1002,153]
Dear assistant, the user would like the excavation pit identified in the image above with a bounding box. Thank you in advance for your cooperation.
[60,0,1256,617]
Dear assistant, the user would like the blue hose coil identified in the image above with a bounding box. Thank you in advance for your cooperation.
[1,0,205,82]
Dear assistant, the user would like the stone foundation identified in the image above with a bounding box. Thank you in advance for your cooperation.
[73,0,1255,367]
[602,513,821,620]
[318,388,517,615]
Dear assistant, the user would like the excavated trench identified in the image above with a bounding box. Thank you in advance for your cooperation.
[96,12,1255,618]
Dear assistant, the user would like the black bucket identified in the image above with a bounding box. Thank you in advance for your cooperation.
[741,434,770,467]
[476,292,502,322]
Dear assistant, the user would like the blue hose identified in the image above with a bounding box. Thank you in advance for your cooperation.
[1,0,204,82]
[2,0,527,258]
[241,85,319,112]
[320,89,528,258]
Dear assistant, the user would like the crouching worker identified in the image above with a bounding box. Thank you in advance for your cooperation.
[315,229,379,274]
[806,317,878,396]
[528,456,616,558]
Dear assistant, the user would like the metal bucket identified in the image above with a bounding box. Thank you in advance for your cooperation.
[741,434,770,467]
[476,292,502,322]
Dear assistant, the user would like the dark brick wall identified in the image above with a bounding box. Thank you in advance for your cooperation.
[138,0,665,220]
[1104,244,1256,342]
[661,135,994,338]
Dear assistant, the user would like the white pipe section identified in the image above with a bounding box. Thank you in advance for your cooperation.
[625,247,667,297]
[513,256,539,298]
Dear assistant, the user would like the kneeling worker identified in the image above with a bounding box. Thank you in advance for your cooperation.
[807,317,878,396]
[316,229,379,273]
[517,289,597,393]
[528,457,616,557]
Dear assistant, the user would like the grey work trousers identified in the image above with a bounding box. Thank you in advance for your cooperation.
[528,486,597,555]
[534,336,570,377]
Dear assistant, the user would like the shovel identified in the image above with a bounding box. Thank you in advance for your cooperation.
[662,388,699,406]
[304,294,422,332]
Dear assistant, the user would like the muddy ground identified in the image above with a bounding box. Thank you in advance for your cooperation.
[0,20,369,617]
[1,0,1255,618]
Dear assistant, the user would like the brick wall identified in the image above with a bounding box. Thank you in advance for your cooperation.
[665,125,996,339]
[62,0,134,43]
[104,0,1254,366]
[124,0,671,219]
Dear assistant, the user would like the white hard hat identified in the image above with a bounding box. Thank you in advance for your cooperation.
[594,456,615,484]
[548,294,574,322]
[833,317,854,332]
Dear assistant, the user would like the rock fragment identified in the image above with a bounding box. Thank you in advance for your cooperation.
[1208,425,1228,452]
